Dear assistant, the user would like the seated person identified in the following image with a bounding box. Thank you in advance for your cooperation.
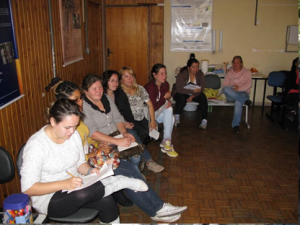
[172,58,208,129]
[118,67,155,146]
[282,57,299,114]
[144,63,178,157]
[221,55,252,133]
[81,74,188,222]
[102,70,164,172]
[20,98,148,223]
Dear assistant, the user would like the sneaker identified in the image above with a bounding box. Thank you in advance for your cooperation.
[199,119,207,129]
[160,140,179,157]
[174,114,180,126]
[233,126,240,133]
[146,159,164,173]
[160,138,172,151]
[151,213,181,222]
[155,203,188,217]
[166,145,178,157]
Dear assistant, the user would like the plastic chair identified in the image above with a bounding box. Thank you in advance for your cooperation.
[265,71,286,122]
[17,144,99,223]
[0,146,15,184]
[205,74,221,89]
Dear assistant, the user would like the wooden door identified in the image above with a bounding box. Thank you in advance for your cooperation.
[87,1,103,75]
[106,7,149,85]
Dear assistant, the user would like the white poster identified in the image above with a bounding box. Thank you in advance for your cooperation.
[170,0,213,52]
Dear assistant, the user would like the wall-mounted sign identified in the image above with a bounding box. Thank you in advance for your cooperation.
[0,0,23,110]
[170,0,213,52]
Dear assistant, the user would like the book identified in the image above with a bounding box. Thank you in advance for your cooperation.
[113,134,138,152]
[184,83,201,90]
[62,163,114,194]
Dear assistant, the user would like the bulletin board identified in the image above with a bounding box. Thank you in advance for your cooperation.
[170,0,213,52]
[0,0,23,110]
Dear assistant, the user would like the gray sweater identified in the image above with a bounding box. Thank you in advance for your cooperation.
[83,94,125,136]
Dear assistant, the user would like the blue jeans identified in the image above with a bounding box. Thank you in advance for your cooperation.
[155,107,174,140]
[127,128,152,163]
[223,86,249,127]
[114,160,164,216]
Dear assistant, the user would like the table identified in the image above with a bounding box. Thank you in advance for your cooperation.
[216,72,268,114]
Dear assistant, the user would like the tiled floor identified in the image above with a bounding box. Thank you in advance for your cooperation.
[119,106,299,223]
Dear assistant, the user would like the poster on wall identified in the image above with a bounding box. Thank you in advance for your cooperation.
[0,0,23,110]
[170,0,213,52]
[59,0,83,66]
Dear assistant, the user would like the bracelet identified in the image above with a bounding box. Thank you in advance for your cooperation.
[87,167,93,175]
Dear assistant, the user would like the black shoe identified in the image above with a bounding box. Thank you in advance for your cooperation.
[244,100,252,107]
[233,126,240,133]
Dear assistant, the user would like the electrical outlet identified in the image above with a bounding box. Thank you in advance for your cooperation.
[42,93,45,97]
[256,19,261,25]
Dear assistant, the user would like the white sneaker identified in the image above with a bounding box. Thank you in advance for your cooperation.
[151,213,181,222]
[174,114,180,126]
[155,203,188,217]
[199,119,207,129]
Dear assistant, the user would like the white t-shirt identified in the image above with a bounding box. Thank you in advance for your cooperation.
[20,126,86,214]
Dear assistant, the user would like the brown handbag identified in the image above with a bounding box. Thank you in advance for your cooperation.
[109,130,145,171]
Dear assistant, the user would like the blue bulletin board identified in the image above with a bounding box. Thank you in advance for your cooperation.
[0,0,23,109]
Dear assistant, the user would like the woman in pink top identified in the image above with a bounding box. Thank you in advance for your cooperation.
[222,56,252,133]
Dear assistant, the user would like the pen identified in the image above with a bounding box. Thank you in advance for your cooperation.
[66,171,84,184]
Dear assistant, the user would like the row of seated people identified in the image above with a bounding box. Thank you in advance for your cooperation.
[173,56,298,133]
[19,69,189,223]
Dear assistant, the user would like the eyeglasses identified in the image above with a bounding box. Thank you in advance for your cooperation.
[109,79,119,83]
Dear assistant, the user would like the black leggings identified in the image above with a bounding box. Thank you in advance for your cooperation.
[48,181,119,223]
[173,92,208,119]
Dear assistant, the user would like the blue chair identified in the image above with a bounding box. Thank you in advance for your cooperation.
[266,71,286,122]
[17,144,99,223]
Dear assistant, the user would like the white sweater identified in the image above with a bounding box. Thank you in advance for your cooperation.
[20,126,86,214]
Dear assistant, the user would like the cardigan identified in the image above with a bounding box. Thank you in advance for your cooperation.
[172,68,205,98]
[144,79,170,111]
[114,88,135,123]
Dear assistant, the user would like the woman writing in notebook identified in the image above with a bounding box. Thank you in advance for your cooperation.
[20,98,148,223]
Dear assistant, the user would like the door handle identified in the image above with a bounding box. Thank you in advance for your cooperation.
[107,48,113,57]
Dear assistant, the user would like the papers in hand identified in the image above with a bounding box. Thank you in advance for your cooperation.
[113,134,138,152]
[62,163,114,194]
[149,128,159,140]
[184,83,201,90]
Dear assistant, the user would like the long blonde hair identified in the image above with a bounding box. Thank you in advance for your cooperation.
[119,66,139,94]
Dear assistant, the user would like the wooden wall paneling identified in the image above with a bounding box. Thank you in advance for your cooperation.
[88,1,103,76]
[106,0,163,6]
[149,5,163,67]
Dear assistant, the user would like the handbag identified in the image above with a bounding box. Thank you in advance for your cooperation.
[108,131,145,160]
[109,130,145,171]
